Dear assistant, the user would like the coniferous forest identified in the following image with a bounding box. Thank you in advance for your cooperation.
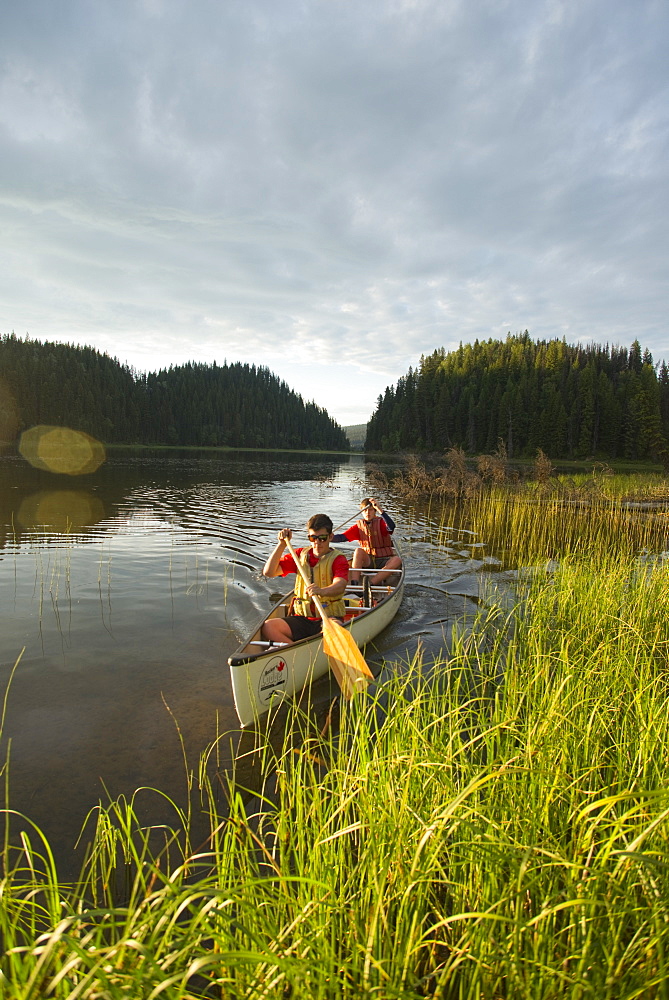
[0,334,349,451]
[366,333,669,463]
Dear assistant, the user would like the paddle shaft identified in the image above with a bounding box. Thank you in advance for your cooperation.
[332,503,373,534]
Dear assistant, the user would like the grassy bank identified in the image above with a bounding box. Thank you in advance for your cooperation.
[2,498,669,997]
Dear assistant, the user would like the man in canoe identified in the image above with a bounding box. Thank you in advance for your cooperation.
[261,514,349,646]
[333,497,402,585]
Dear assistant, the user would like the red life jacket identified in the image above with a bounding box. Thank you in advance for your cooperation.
[356,517,395,558]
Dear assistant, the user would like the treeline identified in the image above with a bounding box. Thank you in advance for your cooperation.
[0,334,349,451]
[366,333,669,462]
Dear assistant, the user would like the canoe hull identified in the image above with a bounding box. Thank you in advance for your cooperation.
[229,573,404,727]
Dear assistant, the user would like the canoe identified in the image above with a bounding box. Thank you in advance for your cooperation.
[228,557,405,727]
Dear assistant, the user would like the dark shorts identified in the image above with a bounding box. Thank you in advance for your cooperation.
[285,615,343,641]
[371,555,394,570]
[284,616,323,641]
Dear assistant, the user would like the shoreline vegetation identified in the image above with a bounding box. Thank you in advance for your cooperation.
[367,446,669,507]
[2,479,669,996]
[46,439,669,476]
[104,442,356,457]
[107,441,668,466]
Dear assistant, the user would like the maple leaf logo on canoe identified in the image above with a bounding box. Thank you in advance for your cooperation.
[258,657,288,703]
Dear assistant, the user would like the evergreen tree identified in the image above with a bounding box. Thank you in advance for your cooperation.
[366,334,668,462]
[0,335,349,452]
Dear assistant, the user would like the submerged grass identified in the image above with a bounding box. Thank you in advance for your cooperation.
[2,486,669,997]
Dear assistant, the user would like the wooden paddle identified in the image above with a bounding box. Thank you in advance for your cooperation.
[332,503,373,534]
[283,535,373,700]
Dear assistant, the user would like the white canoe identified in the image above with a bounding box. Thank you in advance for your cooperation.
[228,561,405,727]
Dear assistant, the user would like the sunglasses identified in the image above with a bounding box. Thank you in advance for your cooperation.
[308,533,330,542]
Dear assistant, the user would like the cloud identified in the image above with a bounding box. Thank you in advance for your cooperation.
[1,0,668,423]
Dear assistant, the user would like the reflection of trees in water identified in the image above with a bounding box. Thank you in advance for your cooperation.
[0,451,353,550]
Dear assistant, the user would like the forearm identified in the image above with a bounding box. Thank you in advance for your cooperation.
[310,577,347,598]
[263,541,286,577]
[370,498,395,533]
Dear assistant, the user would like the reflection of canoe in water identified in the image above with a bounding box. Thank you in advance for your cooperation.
[228,560,405,728]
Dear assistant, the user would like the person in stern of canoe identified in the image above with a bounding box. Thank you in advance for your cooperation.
[261,514,349,647]
[332,496,402,585]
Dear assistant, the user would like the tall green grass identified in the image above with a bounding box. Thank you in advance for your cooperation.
[3,479,669,997]
[2,544,669,997]
[463,489,669,565]
[556,469,669,501]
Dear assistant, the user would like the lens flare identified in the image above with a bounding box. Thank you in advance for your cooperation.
[19,425,106,475]
[17,490,106,533]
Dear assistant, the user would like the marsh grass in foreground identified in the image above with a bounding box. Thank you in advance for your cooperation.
[2,550,669,998]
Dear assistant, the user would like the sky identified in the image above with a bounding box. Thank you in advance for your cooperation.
[1,0,668,426]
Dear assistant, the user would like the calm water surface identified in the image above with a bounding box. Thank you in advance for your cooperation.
[0,449,511,874]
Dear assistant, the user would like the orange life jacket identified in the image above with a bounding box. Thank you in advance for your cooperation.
[356,517,395,558]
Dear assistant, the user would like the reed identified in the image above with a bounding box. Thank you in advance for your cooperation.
[557,469,669,502]
[374,450,669,508]
[463,488,669,565]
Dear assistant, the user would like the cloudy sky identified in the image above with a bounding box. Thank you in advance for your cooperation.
[1,0,667,425]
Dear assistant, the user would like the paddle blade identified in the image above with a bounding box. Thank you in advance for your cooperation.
[321,617,373,700]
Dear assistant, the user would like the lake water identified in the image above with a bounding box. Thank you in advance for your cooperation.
[0,449,512,876]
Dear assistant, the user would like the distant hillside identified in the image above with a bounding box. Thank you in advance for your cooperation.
[366,333,669,463]
[0,334,349,452]
[344,424,367,449]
